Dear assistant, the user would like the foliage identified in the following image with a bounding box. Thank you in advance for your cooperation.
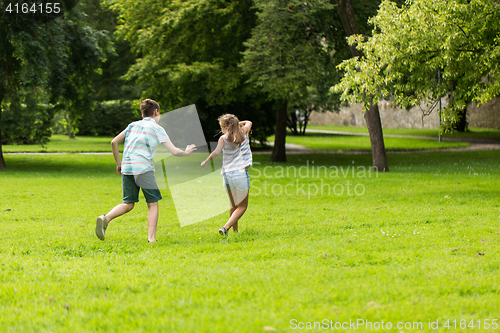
[48,7,113,136]
[240,0,344,129]
[107,0,276,144]
[1,99,54,145]
[77,0,141,101]
[0,3,67,148]
[1,152,500,330]
[77,100,139,136]
[0,0,111,159]
[333,0,500,130]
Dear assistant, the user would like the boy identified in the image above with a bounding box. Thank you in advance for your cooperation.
[96,99,196,242]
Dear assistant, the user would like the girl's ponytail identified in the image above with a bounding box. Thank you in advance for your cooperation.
[218,114,245,145]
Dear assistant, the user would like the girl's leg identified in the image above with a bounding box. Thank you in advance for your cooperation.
[226,190,238,232]
[229,207,238,232]
[147,201,159,242]
[106,203,135,222]
[224,192,248,231]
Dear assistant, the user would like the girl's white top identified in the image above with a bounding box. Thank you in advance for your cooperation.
[221,133,252,174]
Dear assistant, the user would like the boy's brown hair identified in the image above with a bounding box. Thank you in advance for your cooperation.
[140,99,160,117]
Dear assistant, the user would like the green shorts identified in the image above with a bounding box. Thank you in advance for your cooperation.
[122,172,162,203]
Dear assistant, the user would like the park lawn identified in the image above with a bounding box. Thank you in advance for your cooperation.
[2,131,473,154]
[269,133,470,151]
[1,152,499,332]
[308,125,500,140]
[2,135,119,153]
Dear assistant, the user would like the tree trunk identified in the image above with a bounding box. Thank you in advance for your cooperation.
[454,106,468,132]
[335,0,363,58]
[301,108,310,135]
[271,100,287,162]
[449,82,468,132]
[335,0,389,171]
[287,110,298,135]
[67,110,75,139]
[365,103,389,172]
[0,90,5,170]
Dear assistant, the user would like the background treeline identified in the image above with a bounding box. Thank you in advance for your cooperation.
[2,0,498,170]
[1,0,381,145]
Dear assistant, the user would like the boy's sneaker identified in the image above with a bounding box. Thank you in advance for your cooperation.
[95,215,108,240]
[219,227,227,236]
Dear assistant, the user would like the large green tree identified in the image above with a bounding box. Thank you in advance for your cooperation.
[49,7,111,138]
[108,0,276,144]
[0,4,64,169]
[334,0,500,133]
[0,1,109,168]
[240,0,343,162]
[332,0,390,171]
[241,0,389,166]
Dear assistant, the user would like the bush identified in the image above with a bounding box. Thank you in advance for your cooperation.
[1,99,55,145]
[77,100,140,136]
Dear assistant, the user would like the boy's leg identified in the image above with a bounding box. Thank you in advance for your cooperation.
[137,172,162,242]
[106,203,135,222]
[96,174,138,240]
[147,201,159,242]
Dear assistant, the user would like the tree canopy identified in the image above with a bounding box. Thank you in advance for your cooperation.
[108,0,276,144]
[333,0,500,131]
[0,1,110,168]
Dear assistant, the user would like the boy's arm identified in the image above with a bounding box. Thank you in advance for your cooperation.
[201,137,224,167]
[162,141,196,156]
[239,120,252,135]
[111,133,125,175]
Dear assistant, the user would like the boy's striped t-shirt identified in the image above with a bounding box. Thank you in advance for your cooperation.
[120,117,170,175]
[221,134,252,174]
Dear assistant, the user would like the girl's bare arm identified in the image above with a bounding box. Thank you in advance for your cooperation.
[201,137,224,167]
[239,120,252,135]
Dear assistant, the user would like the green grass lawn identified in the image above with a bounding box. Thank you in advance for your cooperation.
[270,133,470,151]
[1,151,499,332]
[2,135,118,153]
[308,125,500,140]
[2,128,485,154]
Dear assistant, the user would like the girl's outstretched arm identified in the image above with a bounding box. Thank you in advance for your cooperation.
[201,137,224,167]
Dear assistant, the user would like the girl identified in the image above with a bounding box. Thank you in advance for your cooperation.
[201,114,253,235]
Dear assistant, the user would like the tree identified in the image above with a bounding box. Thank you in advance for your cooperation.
[240,0,343,162]
[108,0,276,145]
[48,4,111,138]
[333,0,500,134]
[0,3,66,169]
[0,1,109,168]
[78,0,140,102]
[332,0,389,171]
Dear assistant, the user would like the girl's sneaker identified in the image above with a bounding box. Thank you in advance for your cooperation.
[219,227,227,236]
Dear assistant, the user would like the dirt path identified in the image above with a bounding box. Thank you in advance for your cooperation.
[306,129,500,144]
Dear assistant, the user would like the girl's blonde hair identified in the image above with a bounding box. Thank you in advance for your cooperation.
[218,114,245,145]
